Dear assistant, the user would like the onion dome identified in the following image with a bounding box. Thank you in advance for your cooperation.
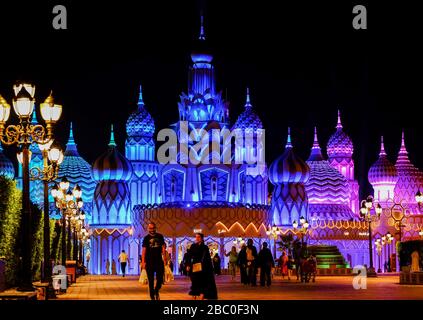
[305,128,351,205]
[394,130,423,204]
[269,128,310,184]
[327,110,354,157]
[126,85,155,138]
[368,136,398,185]
[0,144,15,179]
[93,125,133,182]
[58,122,96,203]
[232,88,263,131]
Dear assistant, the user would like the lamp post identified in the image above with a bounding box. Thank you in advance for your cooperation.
[24,139,63,297]
[0,84,62,291]
[292,216,309,246]
[266,224,281,259]
[51,178,83,266]
[374,238,385,273]
[359,195,382,277]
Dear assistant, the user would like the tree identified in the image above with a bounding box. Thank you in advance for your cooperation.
[0,176,22,286]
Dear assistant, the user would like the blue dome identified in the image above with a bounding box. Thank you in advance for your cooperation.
[126,86,155,138]
[93,126,133,182]
[58,123,96,203]
[232,88,263,131]
[0,144,15,179]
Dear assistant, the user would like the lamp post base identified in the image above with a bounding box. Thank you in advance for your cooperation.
[367,267,377,277]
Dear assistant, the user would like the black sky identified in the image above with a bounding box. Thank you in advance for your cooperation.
[0,0,422,199]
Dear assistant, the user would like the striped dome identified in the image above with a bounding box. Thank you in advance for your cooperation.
[327,110,353,157]
[93,126,133,182]
[269,128,310,184]
[305,128,351,205]
[232,89,263,131]
[58,123,96,203]
[126,86,155,138]
[0,144,15,179]
[368,137,398,185]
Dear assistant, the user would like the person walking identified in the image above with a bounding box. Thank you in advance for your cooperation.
[118,250,129,277]
[258,242,274,287]
[141,222,167,300]
[225,246,238,280]
[245,239,258,286]
[212,253,221,275]
[185,233,218,300]
[280,250,289,280]
[237,244,248,284]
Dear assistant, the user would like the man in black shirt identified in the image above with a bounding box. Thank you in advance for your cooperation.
[258,242,274,287]
[141,222,166,300]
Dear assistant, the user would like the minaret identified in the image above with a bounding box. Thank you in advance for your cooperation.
[189,14,215,96]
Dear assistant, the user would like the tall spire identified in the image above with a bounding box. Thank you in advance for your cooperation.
[245,87,252,108]
[312,127,320,149]
[308,127,324,161]
[336,109,343,129]
[199,14,206,40]
[379,136,386,156]
[109,124,116,147]
[67,122,76,146]
[399,129,407,154]
[137,85,144,108]
[285,127,292,148]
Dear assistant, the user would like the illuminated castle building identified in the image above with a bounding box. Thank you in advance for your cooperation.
[2,16,423,275]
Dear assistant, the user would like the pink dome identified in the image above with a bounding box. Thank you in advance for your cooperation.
[327,110,353,157]
[368,137,398,185]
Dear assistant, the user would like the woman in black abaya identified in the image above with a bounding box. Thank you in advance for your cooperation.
[185,233,218,300]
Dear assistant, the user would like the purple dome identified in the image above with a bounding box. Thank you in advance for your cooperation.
[327,110,353,157]
[232,88,263,131]
[269,128,310,184]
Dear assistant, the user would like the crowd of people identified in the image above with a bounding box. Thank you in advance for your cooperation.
[103,222,316,300]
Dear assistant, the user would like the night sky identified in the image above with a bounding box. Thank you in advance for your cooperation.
[0,0,421,199]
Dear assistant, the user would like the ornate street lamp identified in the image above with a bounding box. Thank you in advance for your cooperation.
[383,232,394,272]
[292,216,309,246]
[359,195,382,277]
[0,84,62,291]
[51,178,83,266]
[266,224,281,258]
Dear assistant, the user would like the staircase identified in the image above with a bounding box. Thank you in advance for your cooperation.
[307,245,352,276]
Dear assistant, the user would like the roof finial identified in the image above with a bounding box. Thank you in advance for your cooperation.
[109,124,116,147]
[312,127,320,149]
[199,14,206,41]
[336,109,343,129]
[245,87,252,108]
[380,136,386,156]
[285,127,292,148]
[67,122,76,145]
[138,85,144,108]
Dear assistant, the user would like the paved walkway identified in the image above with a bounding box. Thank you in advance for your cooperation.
[57,274,423,300]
